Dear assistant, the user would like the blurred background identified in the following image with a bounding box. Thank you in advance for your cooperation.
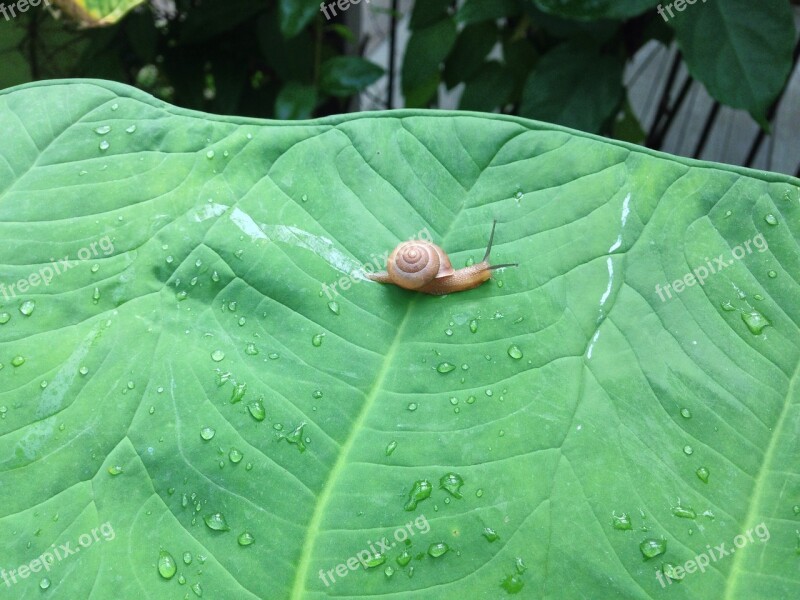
[1,0,798,175]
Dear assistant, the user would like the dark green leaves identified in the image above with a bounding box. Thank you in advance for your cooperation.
[280,0,321,38]
[668,0,796,126]
[532,0,661,20]
[520,42,625,133]
[402,18,457,107]
[320,57,384,97]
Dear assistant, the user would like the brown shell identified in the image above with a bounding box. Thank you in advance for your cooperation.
[386,241,455,290]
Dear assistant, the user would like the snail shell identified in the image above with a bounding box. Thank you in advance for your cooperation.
[386,241,455,290]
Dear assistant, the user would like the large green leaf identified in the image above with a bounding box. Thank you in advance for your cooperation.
[52,0,146,26]
[0,79,799,600]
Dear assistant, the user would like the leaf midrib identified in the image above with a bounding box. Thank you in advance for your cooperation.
[723,352,800,599]
[289,295,419,599]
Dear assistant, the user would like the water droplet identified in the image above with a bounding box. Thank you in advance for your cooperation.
[639,538,667,559]
[396,549,412,566]
[211,350,225,362]
[792,505,800,516]
[203,512,230,531]
[312,390,323,399]
[469,319,478,333]
[206,150,215,159]
[39,577,50,590]
[301,194,308,203]
[111,103,119,111]
[428,542,449,558]
[671,504,696,519]
[245,342,259,355]
[680,408,691,419]
[191,582,203,597]
[768,270,777,279]
[238,531,255,546]
[742,310,770,334]
[437,362,456,374]
[501,573,524,594]
[281,422,307,452]
[439,472,464,498]
[407,403,417,412]
[182,551,192,564]
[95,125,111,135]
[99,140,110,151]
[92,287,101,304]
[476,488,484,498]
[661,562,685,582]
[404,479,432,511]
[157,550,177,579]
[211,270,220,282]
[384,565,394,578]
[312,333,325,347]
[612,512,632,530]
[11,356,25,367]
[764,214,778,225]
[696,467,710,483]
[79,366,89,376]
[483,527,499,542]
[107,465,123,476]
[268,352,280,360]
[507,345,523,360]
[515,191,523,200]
[364,553,387,568]
[200,426,216,441]
[683,445,693,455]
[230,382,247,404]
[721,301,736,312]
[0,312,9,324]
[327,301,340,315]
[229,448,243,463]
[19,300,35,316]
[165,255,174,264]
[385,441,397,456]
[248,399,266,421]
[91,263,100,273]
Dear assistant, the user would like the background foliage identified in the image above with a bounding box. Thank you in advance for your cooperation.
[0,0,796,142]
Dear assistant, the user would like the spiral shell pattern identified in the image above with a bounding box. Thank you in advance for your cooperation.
[387,242,453,290]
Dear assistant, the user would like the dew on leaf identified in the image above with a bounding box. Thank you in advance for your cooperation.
[428,542,449,558]
[312,333,325,347]
[469,319,478,333]
[157,550,177,579]
[437,362,456,373]
[507,345,523,359]
[764,214,778,225]
[683,445,693,455]
[0,312,10,324]
[229,448,243,464]
[200,426,216,441]
[696,467,710,483]
[211,350,225,362]
[680,408,691,419]
[203,512,230,531]
[742,310,770,334]
[237,532,255,546]
[385,441,397,456]
[639,538,667,559]
[107,465,123,476]
[612,512,632,530]
[248,399,266,421]
[404,479,432,511]
[671,504,696,519]
[439,472,464,498]
[327,301,340,315]
[19,300,35,316]
[483,527,499,542]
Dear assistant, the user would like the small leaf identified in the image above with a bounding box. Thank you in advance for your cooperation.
[320,57,383,97]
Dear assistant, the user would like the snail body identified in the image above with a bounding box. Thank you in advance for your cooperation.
[367,221,516,295]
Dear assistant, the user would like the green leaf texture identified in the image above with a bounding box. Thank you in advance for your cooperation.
[0,79,798,600]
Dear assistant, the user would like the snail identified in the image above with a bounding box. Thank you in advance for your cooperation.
[366,220,517,295]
